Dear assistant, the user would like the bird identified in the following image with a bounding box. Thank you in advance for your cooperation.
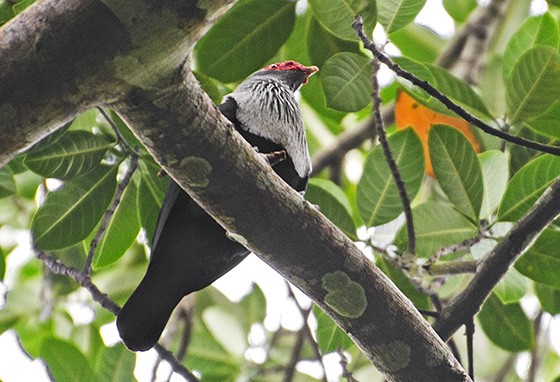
[116,60,318,351]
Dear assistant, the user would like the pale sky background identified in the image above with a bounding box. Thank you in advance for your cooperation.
[0,0,552,381]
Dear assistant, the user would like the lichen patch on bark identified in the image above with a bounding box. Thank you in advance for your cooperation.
[180,156,211,188]
[322,271,367,319]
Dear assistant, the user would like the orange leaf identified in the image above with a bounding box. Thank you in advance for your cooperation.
[395,90,480,176]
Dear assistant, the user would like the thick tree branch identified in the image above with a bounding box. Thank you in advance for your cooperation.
[111,67,470,381]
[0,0,234,166]
[433,178,560,340]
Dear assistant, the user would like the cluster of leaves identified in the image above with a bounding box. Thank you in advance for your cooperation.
[1,0,560,381]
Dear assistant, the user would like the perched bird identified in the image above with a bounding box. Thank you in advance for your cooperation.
[117,61,318,351]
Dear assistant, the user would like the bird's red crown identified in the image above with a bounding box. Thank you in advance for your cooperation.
[264,60,319,83]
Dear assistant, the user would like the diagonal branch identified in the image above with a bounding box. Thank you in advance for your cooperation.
[433,178,560,340]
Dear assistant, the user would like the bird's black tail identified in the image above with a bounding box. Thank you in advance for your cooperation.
[117,181,249,351]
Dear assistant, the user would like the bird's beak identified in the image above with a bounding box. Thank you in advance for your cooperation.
[304,65,319,76]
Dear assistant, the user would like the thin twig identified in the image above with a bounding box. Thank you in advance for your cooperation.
[287,284,328,382]
[337,348,358,382]
[465,317,475,379]
[425,260,478,276]
[367,46,416,255]
[34,248,200,382]
[97,106,139,155]
[82,155,138,276]
[527,311,544,382]
[353,17,560,157]
[426,230,487,266]
[283,324,306,382]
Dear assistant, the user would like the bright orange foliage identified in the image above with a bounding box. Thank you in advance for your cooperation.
[395,90,480,176]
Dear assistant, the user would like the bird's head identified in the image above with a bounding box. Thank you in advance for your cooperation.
[261,60,319,91]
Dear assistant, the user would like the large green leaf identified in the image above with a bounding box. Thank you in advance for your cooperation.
[314,305,353,353]
[31,165,118,250]
[515,229,560,288]
[39,338,96,382]
[357,128,424,226]
[0,167,16,198]
[307,16,361,68]
[95,344,135,382]
[94,174,140,269]
[308,0,376,41]
[195,0,295,83]
[306,178,356,238]
[498,154,560,221]
[321,52,373,112]
[427,65,493,118]
[525,100,560,140]
[494,268,528,304]
[378,0,427,34]
[395,201,478,258]
[478,294,534,352]
[443,0,476,22]
[479,150,509,219]
[534,282,560,315]
[429,125,484,221]
[24,131,113,179]
[390,24,444,63]
[503,12,560,79]
[0,247,5,282]
[506,46,560,123]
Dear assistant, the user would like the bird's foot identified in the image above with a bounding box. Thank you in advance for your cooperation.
[261,150,287,167]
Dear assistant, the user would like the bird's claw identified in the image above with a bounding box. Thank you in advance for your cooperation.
[261,150,287,167]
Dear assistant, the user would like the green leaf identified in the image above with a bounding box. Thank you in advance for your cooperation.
[429,125,484,221]
[534,282,560,315]
[498,154,560,221]
[427,65,493,118]
[24,131,114,179]
[195,0,296,83]
[94,175,140,269]
[389,23,445,63]
[515,229,560,288]
[194,71,224,105]
[525,100,560,140]
[0,0,14,25]
[306,178,356,238]
[95,344,135,382]
[314,305,353,353]
[494,268,528,304]
[357,128,424,226]
[503,12,560,79]
[39,337,96,382]
[506,46,560,123]
[238,284,267,332]
[377,256,430,309]
[396,201,478,258]
[378,0,427,34]
[12,0,34,14]
[136,159,167,245]
[31,165,118,250]
[203,307,247,358]
[307,16,361,68]
[0,167,16,198]
[478,293,534,352]
[443,0,476,22]
[479,150,509,219]
[321,53,372,112]
[308,0,376,41]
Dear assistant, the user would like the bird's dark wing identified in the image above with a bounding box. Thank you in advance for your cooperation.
[117,96,308,352]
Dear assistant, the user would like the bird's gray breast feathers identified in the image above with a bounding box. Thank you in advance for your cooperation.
[226,77,311,178]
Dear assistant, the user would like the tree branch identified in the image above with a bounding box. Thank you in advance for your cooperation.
[433,178,560,340]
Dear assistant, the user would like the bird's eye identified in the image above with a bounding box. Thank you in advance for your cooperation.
[270,64,278,69]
